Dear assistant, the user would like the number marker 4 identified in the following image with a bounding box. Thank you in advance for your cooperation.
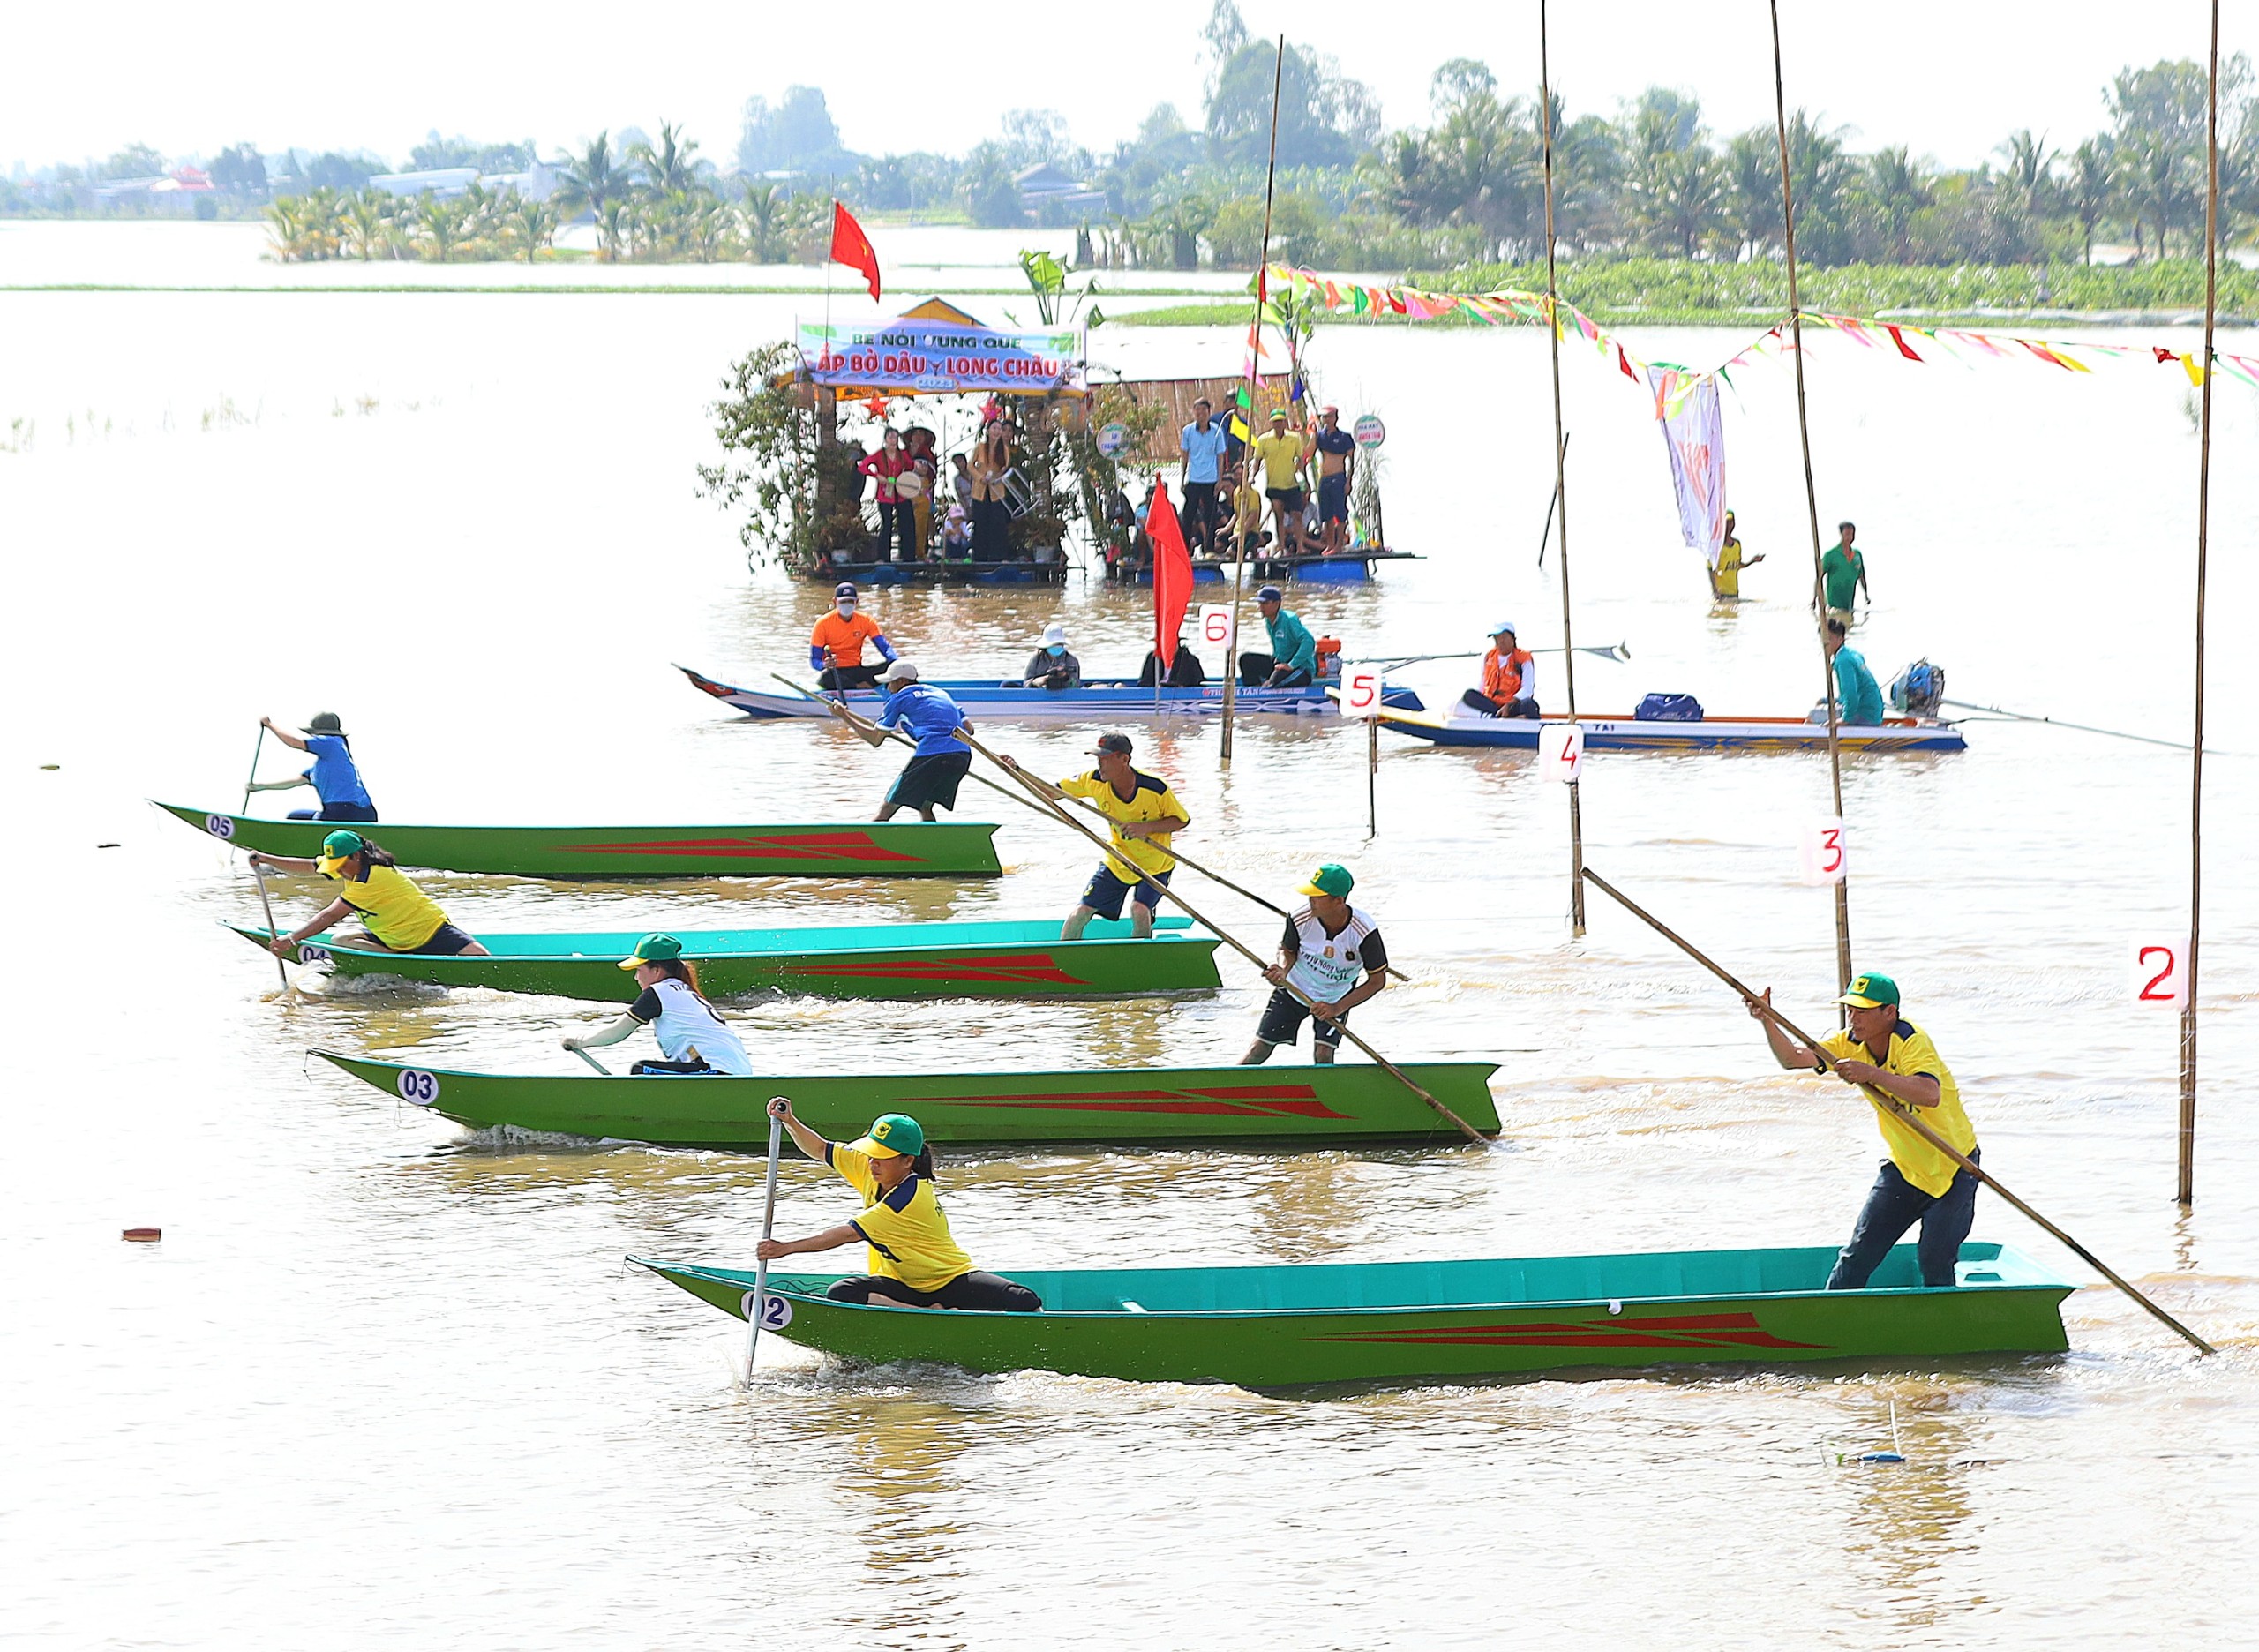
[2128,940,2190,1009]
[1537,723,1584,783]
[1798,817,1848,886]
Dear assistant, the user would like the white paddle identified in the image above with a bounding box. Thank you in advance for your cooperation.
[743,1098,788,1387]
[567,1046,612,1076]
[247,859,294,999]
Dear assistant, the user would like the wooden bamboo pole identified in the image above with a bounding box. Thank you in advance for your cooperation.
[1537,0,1586,938]
[1580,867,2215,1356]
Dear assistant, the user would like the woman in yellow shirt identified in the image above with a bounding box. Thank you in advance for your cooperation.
[756,1099,1041,1311]
[248,830,489,957]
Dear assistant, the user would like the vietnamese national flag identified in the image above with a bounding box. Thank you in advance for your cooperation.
[829,201,881,301]
[1148,481,1193,676]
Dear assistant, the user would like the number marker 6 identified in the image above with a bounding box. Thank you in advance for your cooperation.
[395,1069,440,1107]
[206,815,236,839]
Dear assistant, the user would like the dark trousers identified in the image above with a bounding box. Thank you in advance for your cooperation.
[1238,652,1310,688]
[1827,1148,1981,1289]
[971,498,1010,560]
[1460,689,1539,719]
[289,800,379,822]
[877,499,917,561]
[826,1270,1043,1312]
[818,664,882,691]
[630,1059,717,1076]
[1181,480,1220,551]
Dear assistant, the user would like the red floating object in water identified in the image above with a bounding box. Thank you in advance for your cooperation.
[122,1227,161,1243]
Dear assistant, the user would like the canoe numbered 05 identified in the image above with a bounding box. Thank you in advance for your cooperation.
[157,802,1002,879]
[229,916,1223,1002]
[636,1243,2075,1387]
[317,1050,1503,1146]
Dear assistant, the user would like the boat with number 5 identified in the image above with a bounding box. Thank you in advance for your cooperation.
[315,1050,1502,1146]
[679,664,1425,723]
[634,1243,2073,1387]
[1380,708,1966,754]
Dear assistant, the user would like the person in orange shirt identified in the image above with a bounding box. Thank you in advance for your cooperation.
[1458,620,1538,718]
[808,582,899,690]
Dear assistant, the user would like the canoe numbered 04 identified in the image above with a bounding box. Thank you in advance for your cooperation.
[636,1243,2074,1387]
[1379,710,1968,754]
[157,802,1002,879]
[230,916,1223,1002]
[317,1051,1503,1146]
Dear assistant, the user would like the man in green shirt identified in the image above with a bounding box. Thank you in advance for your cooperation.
[1821,520,1868,620]
[1239,584,1319,687]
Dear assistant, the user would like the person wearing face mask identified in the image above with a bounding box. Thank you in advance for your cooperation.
[1022,621,1083,691]
[808,582,898,691]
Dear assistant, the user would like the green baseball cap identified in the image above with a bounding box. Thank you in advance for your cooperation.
[618,932,685,971]
[1838,972,1900,1010]
[319,829,365,860]
[1297,863,1355,898]
[852,1113,926,1160]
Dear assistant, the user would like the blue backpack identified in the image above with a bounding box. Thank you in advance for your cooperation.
[1635,693,1704,722]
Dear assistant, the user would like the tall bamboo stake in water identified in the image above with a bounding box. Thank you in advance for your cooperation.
[2180,0,2221,1206]
[1579,867,2215,1357]
[1219,34,1286,771]
[1768,0,1853,998]
[1537,0,1586,937]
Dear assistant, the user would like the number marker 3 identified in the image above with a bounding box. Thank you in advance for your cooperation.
[396,1069,440,1107]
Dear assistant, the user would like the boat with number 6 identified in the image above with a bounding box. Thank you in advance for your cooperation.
[633,1243,2074,1386]
[229,915,1222,1002]
[1380,708,1967,753]
[315,1050,1501,1146]
[155,801,1003,880]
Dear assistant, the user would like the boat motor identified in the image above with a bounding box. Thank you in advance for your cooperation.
[1889,658,1948,718]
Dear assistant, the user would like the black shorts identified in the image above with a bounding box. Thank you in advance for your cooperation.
[1256,986,1348,1048]
[349,920,479,956]
[1317,472,1349,523]
[887,751,971,812]
[631,1059,719,1076]
[1079,863,1171,920]
[824,1271,1043,1312]
[1265,486,1305,513]
[319,800,379,822]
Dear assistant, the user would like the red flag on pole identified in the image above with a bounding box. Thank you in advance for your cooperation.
[1149,481,1193,675]
[829,202,881,302]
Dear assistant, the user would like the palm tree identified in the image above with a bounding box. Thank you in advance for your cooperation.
[2067,139,2113,264]
[1722,130,1781,259]
[556,132,626,232]
[414,192,469,262]
[507,194,559,262]
[1865,146,1931,260]
[597,199,630,262]
[342,188,391,260]
[1997,129,2054,224]
[738,180,789,262]
[630,122,701,194]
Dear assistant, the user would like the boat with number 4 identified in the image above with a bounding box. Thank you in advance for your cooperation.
[316,1050,1501,1146]
[680,664,1425,723]
[634,1243,2073,1387]
[231,916,1222,1002]
[1381,708,1966,754]
[155,802,1002,879]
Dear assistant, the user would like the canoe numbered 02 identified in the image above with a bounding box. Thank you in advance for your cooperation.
[230,916,1223,1002]
[636,1243,2074,1387]
[318,1051,1503,1146]
[156,802,1002,880]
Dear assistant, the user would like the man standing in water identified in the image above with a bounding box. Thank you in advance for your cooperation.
[1750,972,1980,1290]
[1708,509,1764,600]
[1821,521,1869,623]
[998,732,1188,942]
[1242,863,1389,1066]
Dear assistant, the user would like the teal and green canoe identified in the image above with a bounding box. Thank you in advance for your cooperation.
[637,1243,2074,1386]
[158,802,1002,879]
[232,916,1221,1002]
[316,1050,1501,1145]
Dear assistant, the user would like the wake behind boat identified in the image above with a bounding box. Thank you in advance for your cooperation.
[1382,707,1967,754]
[680,663,1424,723]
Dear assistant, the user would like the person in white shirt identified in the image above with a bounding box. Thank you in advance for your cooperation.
[1240,863,1389,1065]
[564,932,754,1076]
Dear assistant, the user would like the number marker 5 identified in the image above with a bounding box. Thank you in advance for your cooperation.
[206,815,236,839]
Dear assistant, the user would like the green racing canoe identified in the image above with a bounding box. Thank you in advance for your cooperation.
[316,1050,1502,1145]
[636,1243,2075,1387]
[232,916,1221,1002]
[157,802,1002,879]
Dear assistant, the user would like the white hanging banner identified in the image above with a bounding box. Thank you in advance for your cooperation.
[1199,604,1234,646]
[1536,721,1584,782]
[2128,939,2190,1009]
[1798,817,1848,885]
[1340,663,1384,719]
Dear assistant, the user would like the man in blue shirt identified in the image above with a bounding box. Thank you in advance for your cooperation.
[873,661,977,821]
[1825,620,1885,726]
[1179,398,1229,555]
[1239,585,1319,687]
[249,711,378,822]
[1309,406,1357,554]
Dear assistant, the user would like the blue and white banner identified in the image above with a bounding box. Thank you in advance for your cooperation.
[799,318,1084,395]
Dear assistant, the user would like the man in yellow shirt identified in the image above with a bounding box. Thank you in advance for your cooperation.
[999,732,1189,940]
[1250,408,1308,555]
[1752,971,1980,1290]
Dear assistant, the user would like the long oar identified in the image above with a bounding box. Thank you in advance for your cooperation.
[775,673,1415,982]
[743,1100,787,1387]
[569,1047,612,1076]
[953,725,1488,1144]
[1939,698,2199,753]
[242,723,266,815]
[247,860,294,997]
[1579,866,2216,1357]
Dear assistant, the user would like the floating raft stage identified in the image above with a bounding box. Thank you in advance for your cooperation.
[1382,709,1968,754]
[636,1243,2074,1386]
[234,916,1223,1002]
[319,1052,1502,1147]
[1130,549,1421,585]
[157,803,1002,880]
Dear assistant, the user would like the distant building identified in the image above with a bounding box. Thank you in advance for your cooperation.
[1014,162,1106,215]
[476,161,560,201]
[368,167,480,199]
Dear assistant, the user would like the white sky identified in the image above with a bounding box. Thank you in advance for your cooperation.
[3,1,2244,175]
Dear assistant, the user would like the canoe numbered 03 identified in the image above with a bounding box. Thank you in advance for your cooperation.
[156,802,1002,880]
[1379,710,1968,754]
[229,916,1223,1002]
[635,1243,2075,1387]
[679,664,1427,723]
[317,1051,1503,1146]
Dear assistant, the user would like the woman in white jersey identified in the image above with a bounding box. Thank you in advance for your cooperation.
[562,932,754,1076]
[1240,863,1389,1066]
